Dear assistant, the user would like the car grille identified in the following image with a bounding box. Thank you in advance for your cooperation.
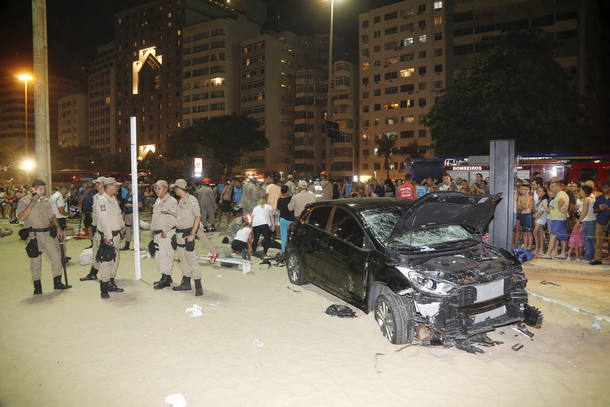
[457,278,507,307]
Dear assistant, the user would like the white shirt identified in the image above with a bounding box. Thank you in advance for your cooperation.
[265,183,281,209]
[583,195,596,222]
[235,227,252,243]
[50,191,67,219]
[252,204,273,227]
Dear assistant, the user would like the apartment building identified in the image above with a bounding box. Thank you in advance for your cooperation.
[182,15,260,126]
[112,0,266,155]
[358,0,447,180]
[88,42,117,153]
[239,32,302,174]
[58,94,88,148]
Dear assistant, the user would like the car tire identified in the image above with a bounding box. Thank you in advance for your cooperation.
[286,251,307,285]
[374,287,415,344]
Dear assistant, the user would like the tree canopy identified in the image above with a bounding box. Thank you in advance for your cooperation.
[424,30,583,156]
[168,114,268,179]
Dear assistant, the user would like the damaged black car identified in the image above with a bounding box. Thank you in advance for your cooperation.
[286,192,542,350]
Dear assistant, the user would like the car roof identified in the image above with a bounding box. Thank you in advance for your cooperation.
[309,198,414,213]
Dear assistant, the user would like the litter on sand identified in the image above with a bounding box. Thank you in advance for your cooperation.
[512,343,524,351]
[513,325,534,340]
[325,304,357,318]
[185,304,203,318]
[165,393,187,407]
[253,339,264,348]
[540,280,561,287]
[592,322,602,330]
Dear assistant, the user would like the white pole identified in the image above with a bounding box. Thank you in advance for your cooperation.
[130,116,142,280]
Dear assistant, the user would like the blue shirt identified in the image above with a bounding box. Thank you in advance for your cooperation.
[344,184,352,198]
[233,187,242,203]
[416,185,427,198]
[124,193,144,214]
[593,194,610,225]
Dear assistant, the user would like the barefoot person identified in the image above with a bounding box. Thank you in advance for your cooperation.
[172,179,203,296]
[95,177,125,298]
[17,179,71,295]
[544,181,569,259]
[151,180,177,289]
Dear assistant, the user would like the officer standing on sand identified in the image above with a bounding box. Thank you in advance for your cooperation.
[151,180,178,290]
[81,177,105,281]
[120,183,142,251]
[172,179,203,296]
[95,177,125,299]
[17,179,71,295]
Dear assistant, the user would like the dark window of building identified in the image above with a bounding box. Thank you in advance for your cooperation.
[532,15,554,27]
[374,30,381,38]
[400,53,414,62]
[374,162,381,170]
[373,45,381,52]
[434,32,442,40]
[434,80,443,89]
[385,87,398,94]
[454,27,473,37]
[374,104,381,111]
[362,105,369,113]
[475,24,501,34]
[385,72,398,80]
[418,98,426,106]
[385,26,398,35]
[374,88,381,96]
[418,129,427,137]
[434,48,443,56]
[417,4,426,14]
[418,50,427,58]
[373,16,381,24]
[362,19,369,28]
[434,64,443,72]
[501,19,529,32]
[401,84,414,92]
[418,66,426,75]
[384,11,398,20]
[418,82,426,90]
[454,10,473,22]
[384,41,396,50]
[373,74,381,82]
[400,130,414,138]
[454,44,474,55]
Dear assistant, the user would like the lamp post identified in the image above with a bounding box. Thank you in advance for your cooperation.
[17,74,33,157]
[325,0,335,174]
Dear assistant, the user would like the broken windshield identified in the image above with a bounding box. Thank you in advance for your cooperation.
[361,208,476,250]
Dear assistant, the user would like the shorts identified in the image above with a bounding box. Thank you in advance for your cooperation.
[550,220,568,241]
[231,240,247,252]
[221,200,232,212]
[519,213,533,232]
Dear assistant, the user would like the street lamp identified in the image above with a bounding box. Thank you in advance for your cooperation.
[16,73,33,157]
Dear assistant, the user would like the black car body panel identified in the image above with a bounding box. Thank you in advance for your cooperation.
[287,193,539,347]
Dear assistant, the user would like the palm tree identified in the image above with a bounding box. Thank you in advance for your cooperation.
[375,134,396,180]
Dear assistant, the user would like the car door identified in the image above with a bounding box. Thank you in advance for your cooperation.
[300,205,333,283]
[318,207,370,307]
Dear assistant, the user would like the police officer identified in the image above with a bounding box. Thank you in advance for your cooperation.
[120,182,142,251]
[81,177,105,281]
[196,180,216,232]
[172,179,203,296]
[95,177,125,299]
[151,180,177,289]
[16,179,71,295]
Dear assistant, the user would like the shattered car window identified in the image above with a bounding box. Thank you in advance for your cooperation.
[392,225,475,249]
[360,208,403,242]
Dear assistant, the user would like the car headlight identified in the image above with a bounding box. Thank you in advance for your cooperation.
[397,267,457,296]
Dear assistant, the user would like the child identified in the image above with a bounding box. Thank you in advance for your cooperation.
[567,222,583,261]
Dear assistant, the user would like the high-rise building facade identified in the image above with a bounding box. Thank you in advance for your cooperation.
[88,42,117,153]
[58,94,88,148]
[182,15,260,126]
[112,0,266,155]
[239,32,302,174]
[358,0,447,180]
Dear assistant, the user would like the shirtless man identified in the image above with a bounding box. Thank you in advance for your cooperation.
[517,183,535,251]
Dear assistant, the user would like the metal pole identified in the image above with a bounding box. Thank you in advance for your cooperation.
[130,116,142,280]
[325,0,334,174]
[489,139,515,251]
[24,79,29,157]
[32,0,52,186]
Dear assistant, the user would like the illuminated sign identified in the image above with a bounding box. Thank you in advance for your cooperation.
[138,144,156,159]
[193,157,203,177]
[450,166,486,171]
[132,47,163,95]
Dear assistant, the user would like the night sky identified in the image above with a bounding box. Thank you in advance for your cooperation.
[0,0,397,78]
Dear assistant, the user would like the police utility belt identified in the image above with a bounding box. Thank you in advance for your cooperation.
[19,226,57,258]
[96,230,121,263]
[174,227,195,251]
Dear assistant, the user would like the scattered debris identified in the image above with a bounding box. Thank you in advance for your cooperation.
[216,274,222,278]
[253,339,264,348]
[513,325,534,340]
[592,322,602,330]
[540,280,561,287]
[374,352,385,373]
[286,286,301,293]
[184,304,203,318]
[512,343,524,351]
[523,304,544,328]
[395,344,417,353]
[165,393,187,407]
[0,227,13,238]
[325,304,357,318]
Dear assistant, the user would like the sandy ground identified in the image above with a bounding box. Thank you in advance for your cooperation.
[0,219,609,407]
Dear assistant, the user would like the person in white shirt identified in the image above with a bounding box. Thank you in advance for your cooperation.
[231,215,253,257]
[288,181,317,217]
[50,184,71,230]
[251,198,274,257]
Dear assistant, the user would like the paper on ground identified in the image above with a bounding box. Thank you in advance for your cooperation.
[165,393,187,407]
[185,304,203,318]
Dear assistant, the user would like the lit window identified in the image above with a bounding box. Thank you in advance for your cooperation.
[434,1,443,10]
[400,68,415,77]
[362,62,370,71]
[419,35,427,43]
[434,16,443,25]
[400,37,414,47]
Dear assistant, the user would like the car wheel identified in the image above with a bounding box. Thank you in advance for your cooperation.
[374,287,415,344]
[286,251,307,285]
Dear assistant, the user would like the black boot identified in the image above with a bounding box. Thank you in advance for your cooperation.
[80,267,98,281]
[209,225,216,232]
[120,242,130,251]
[100,281,109,299]
[108,278,124,292]
[172,276,191,291]
[153,274,172,289]
[33,280,42,295]
[54,275,72,290]
[194,279,203,296]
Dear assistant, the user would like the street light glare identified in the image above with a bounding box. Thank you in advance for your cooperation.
[17,73,33,82]
[20,158,36,172]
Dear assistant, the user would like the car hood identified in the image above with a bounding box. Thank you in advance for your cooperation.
[387,192,502,243]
